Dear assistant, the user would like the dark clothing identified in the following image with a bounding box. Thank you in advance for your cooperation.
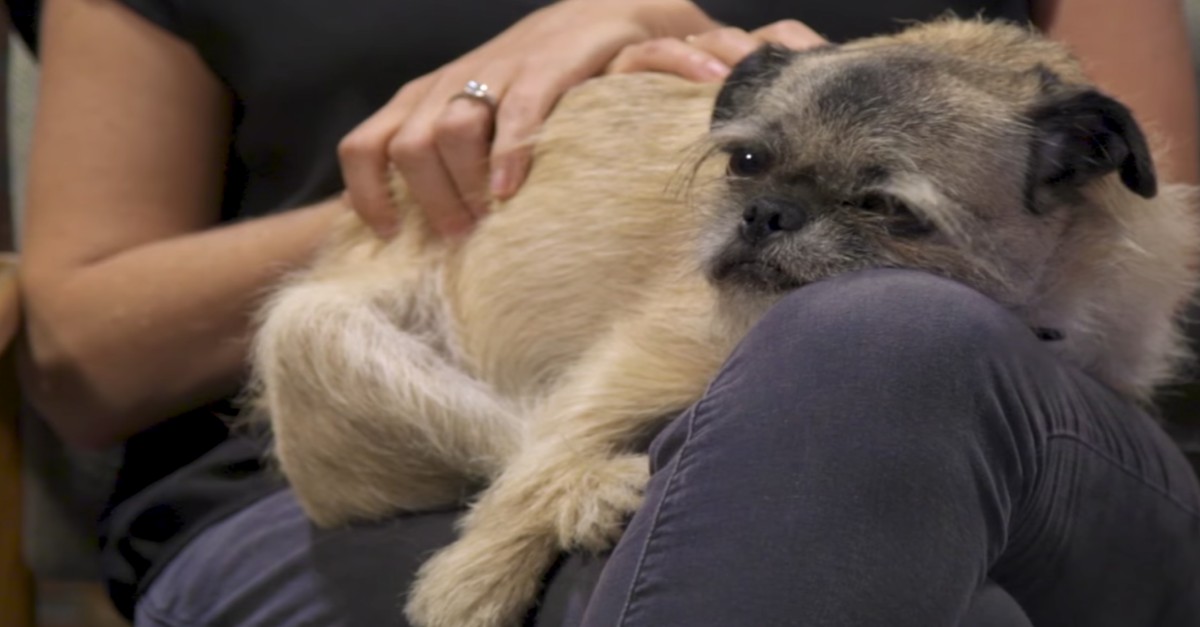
[104,0,1032,224]
[134,270,1200,626]
[9,0,1039,619]
[585,269,1200,626]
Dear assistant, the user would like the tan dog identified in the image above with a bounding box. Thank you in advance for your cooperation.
[250,18,1199,627]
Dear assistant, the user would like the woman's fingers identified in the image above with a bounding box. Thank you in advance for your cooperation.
[604,21,825,83]
[487,41,620,199]
[605,26,765,79]
[399,66,516,228]
[338,0,733,239]
[338,79,432,238]
[488,73,558,200]
[751,19,828,51]
[338,113,406,238]
[387,89,480,238]
[606,36,731,81]
[423,65,517,227]
[433,96,497,218]
[689,26,763,65]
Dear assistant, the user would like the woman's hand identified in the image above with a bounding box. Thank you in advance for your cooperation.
[607,20,827,77]
[339,0,721,239]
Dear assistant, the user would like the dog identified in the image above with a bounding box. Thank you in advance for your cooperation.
[250,18,1200,627]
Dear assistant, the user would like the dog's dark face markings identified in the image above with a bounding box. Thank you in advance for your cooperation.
[702,41,1157,299]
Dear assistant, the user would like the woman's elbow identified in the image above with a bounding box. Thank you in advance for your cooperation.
[17,334,129,450]
[16,299,137,451]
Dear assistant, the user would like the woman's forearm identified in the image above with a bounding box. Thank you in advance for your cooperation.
[20,198,343,449]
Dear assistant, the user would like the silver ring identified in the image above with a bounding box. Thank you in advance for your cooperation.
[449,80,497,110]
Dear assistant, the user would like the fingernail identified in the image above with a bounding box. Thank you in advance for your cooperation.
[735,39,759,56]
[703,59,731,79]
[490,166,511,198]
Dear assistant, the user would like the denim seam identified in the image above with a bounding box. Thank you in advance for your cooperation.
[614,389,709,626]
[1046,432,1200,518]
[134,596,193,627]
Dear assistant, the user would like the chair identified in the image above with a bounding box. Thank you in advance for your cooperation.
[0,256,31,627]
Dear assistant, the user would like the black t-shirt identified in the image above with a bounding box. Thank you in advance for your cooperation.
[10,0,1032,618]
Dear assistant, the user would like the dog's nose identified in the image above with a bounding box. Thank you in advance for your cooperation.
[740,198,807,243]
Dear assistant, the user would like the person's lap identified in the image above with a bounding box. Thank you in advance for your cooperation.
[136,487,1034,627]
[135,483,613,626]
[135,269,1200,626]
[579,270,1200,626]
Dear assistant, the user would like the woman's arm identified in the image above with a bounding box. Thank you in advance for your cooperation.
[1033,0,1200,185]
[19,0,341,449]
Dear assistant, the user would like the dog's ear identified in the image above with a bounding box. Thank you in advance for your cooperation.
[712,44,797,128]
[1028,88,1157,199]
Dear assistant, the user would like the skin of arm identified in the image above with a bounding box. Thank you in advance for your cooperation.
[19,0,342,450]
[1033,0,1200,185]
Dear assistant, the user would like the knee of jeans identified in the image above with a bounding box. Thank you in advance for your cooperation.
[743,268,1031,370]
[651,269,1046,471]
[714,268,1041,440]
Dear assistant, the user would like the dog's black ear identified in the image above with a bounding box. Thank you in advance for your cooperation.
[712,44,797,128]
[1028,88,1157,198]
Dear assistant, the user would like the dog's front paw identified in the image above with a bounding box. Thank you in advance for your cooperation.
[404,454,649,626]
[550,453,649,552]
[405,531,552,627]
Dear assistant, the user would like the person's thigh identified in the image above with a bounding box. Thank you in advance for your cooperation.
[996,406,1200,625]
[134,488,434,626]
[580,268,1200,626]
[134,485,1032,627]
[135,487,614,627]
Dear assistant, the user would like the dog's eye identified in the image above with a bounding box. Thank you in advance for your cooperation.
[856,193,933,236]
[727,148,772,178]
[858,193,913,217]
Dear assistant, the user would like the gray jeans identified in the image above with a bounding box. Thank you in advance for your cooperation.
[135,269,1200,626]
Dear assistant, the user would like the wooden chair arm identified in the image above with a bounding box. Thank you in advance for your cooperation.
[0,256,34,626]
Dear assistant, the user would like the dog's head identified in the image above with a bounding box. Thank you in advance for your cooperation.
[700,19,1157,309]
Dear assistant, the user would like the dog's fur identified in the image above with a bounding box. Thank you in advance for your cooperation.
[250,19,1200,627]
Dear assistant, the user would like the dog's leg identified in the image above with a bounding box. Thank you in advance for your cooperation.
[406,293,731,627]
[253,274,523,528]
